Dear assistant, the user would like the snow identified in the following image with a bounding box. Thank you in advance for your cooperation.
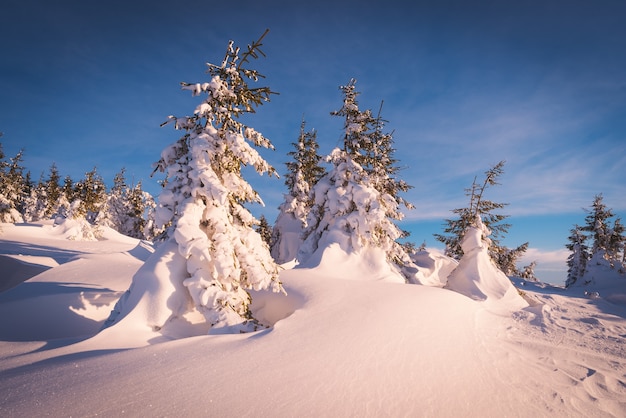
[1,221,626,417]
[446,215,529,310]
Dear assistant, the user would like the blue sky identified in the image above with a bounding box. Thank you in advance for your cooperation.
[1,0,625,283]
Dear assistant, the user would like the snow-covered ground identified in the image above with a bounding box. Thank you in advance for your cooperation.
[1,221,625,417]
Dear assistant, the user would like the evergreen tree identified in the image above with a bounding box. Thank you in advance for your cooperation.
[149,30,283,331]
[582,194,613,258]
[370,101,414,213]
[44,163,62,218]
[565,224,588,287]
[97,167,148,238]
[300,84,416,279]
[302,79,416,278]
[125,181,151,239]
[493,242,530,277]
[330,82,413,211]
[520,261,538,282]
[434,161,527,273]
[270,119,325,263]
[141,189,160,241]
[0,145,26,223]
[22,171,33,212]
[330,79,378,171]
[608,218,625,271]
[256,215,272,246]
[62,175,75,203]
[22,174,48,222]
[580,194,625,271]
[74,167,107,223]
[0,149,26,218]
[300,148,402,257]
[369,101,415,254]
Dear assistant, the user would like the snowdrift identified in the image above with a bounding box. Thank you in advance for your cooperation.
[1,222,626,417]
[296,229,406,283]
[445,219,528,310]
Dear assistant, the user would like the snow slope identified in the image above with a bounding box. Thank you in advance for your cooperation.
[1,222,625,417]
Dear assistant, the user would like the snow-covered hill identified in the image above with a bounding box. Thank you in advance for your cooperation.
[1,222,625,417]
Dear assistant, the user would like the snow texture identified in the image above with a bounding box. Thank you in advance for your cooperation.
[1,221,625,417]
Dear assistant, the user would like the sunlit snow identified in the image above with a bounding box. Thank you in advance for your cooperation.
[1,221,625,416]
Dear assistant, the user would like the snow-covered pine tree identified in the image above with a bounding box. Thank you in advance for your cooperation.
[330,79,377,170]
[492,242,529,277]
[581,194,625,271]
[299,148,405,262]
[565,224,589,287]
[141,188,160,241]
[97,167,128,232]
[125,181,151,239]
[608,218,625,271]
[44,163,62,218]
[74,167,107,224]
[371,102,413,207]
[0,145,26,223]
[300,80,416,280]
[583,194,613,258]
[148,29,283,331]
[520,261,538,282]
[434,161,528,273]
[62,175,75,204]
[270,119,325,263]
[96,167,149,239]
[22,173,48,222]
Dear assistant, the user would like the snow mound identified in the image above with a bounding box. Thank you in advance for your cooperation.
[446,217,527,310]
[101,239,191,344]
[270,211,303,264]
[0,254,56,292]
[49,217,101,241]
[565,253,626,305]
[411,248,458,286]
[296,229,405,283]
[125,240,156,262]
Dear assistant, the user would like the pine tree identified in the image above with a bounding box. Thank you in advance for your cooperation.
[0,145,26,223]
[255,215,272,246]
[369,101,416,255]
[434,160,528,273]
[582,194,613,258]
[299,148,406,262]
[493,242,530,277]
[126,181,151,239]
[44,163,62,218]
[520,261,538,281]
[22,174,48,222]
[580,194,625,271]
[74,167,107,223]
[608,218,625,271]
[149,30,283,331]
[330,79,378,170]
[270,119,325,263]
[97,167,148,238]
[141,189,160,241]
[62,175,75,203]
[300,80,416,279]
[565,224,588,287]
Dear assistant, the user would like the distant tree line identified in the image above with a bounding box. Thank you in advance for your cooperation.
[0,143,157,240]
